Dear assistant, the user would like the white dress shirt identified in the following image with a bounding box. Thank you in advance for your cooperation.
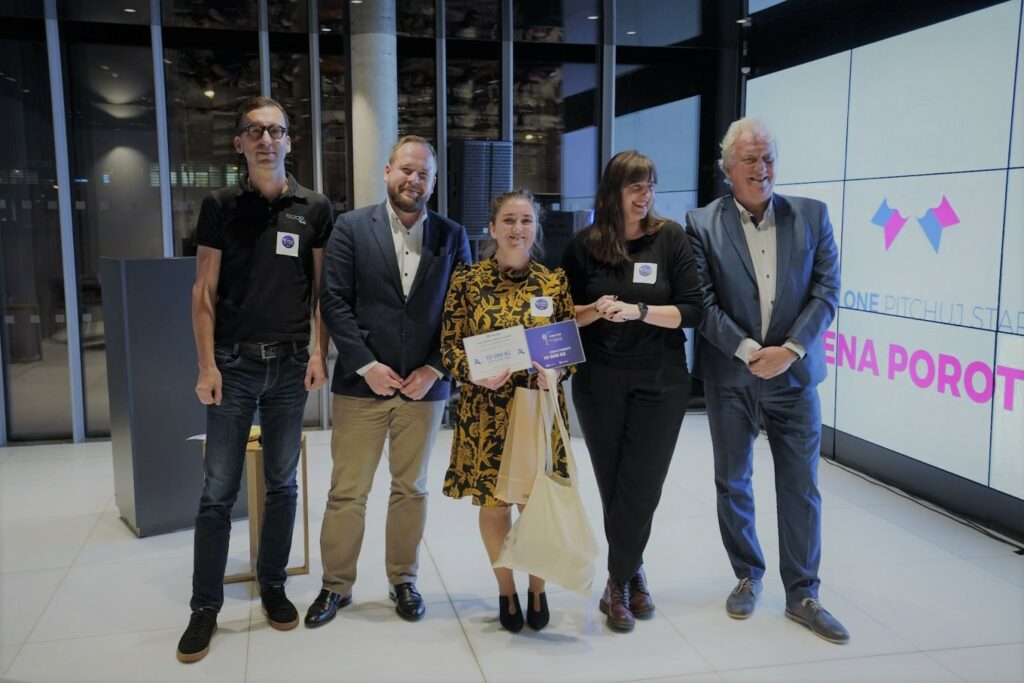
[732,198,805,364]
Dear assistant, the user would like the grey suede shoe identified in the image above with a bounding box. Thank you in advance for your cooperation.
[725,578,762,619]
[785,597,850,643]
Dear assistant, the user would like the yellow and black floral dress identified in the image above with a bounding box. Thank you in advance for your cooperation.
[441,257,576,507]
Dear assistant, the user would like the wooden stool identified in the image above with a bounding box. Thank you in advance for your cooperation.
[224,434,310,584]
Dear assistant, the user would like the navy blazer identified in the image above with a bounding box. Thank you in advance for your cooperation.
[320,202,472,400]
[685,193,839,389]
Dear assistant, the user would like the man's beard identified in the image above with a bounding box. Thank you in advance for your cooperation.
[389,187,430,214]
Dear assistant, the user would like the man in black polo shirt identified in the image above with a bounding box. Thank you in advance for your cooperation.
[177,96,333,664]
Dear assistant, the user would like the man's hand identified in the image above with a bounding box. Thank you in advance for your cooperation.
[399,366,439,401]
[364,363,404,397]
[747,346,798,379]
[304,354,328,391]
[196,366,223,406]
[471,368,511,390]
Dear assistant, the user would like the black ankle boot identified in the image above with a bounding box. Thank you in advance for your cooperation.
[499,593,524,633]
[526,591,549,630]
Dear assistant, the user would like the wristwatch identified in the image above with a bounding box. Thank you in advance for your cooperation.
[636,302,649,322]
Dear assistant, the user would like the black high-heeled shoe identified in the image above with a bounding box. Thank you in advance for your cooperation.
[526,591,549,630]
[499,593,524,633]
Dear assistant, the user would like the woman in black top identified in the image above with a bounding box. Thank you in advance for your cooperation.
[561,150,703,632]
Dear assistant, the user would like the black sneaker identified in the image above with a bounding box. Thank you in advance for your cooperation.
[176,608,217,663]
[261,585,300,630]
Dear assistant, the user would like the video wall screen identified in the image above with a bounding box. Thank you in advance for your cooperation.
[746,0,1024,501]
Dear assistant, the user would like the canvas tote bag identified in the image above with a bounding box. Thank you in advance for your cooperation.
[493,373,599,594]
[494,387,549,505]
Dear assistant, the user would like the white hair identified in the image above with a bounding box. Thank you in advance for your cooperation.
[718,117,776,177]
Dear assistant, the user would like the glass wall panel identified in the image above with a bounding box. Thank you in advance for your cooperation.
[514,0,600,43]
[62,37,163,436]
[59,1,150,24]
[268,0,309,33]
[0,1,42,18]
[397,46,436,143]
[164,44,260,255]
[162,1,259,30]
[397,0,435,38]
[446,0,499,40]
[514,59,599,267]
[319,50,348,214]
[0,38,73,440]
[615,0,701,46]
[318,0,344,35]
[447,53,500,141]
[513,61,598,194]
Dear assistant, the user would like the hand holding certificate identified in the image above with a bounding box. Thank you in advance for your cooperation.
[463,320,585,382]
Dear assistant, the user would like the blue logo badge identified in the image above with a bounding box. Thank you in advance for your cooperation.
[639,264,652,277]
[281,235,295,249]
[535,298,549,310]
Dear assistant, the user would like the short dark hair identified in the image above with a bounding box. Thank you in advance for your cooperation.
[235,96,289,132]
[388,135,437,164]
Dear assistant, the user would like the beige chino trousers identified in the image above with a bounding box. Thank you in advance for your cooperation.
[319,394,445,595]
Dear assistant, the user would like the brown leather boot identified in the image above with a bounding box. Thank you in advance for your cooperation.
[628,566,655,617]
[599,578,635,631]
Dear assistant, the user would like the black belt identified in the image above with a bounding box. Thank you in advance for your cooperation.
[236,341,301,359]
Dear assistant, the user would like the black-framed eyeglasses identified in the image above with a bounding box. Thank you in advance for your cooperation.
[239,124,288,141]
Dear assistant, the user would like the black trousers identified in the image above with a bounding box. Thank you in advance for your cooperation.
[572,360,692,582]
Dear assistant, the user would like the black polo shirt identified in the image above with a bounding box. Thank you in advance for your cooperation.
[194,174,333,344]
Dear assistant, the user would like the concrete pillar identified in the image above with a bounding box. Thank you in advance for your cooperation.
[350,0,397,209]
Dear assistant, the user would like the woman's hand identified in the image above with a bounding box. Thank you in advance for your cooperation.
[593,296,640,323]
[471,368,512,390]
[532,362,563,390]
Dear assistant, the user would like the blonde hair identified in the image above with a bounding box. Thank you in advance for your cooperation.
[718,117,776,177]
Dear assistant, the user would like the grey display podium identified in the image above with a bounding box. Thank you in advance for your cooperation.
[101,257,246,537]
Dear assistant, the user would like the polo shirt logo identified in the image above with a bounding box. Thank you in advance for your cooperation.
[285,213,307,226]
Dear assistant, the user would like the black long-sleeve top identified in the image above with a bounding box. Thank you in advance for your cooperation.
[560,220,703,369]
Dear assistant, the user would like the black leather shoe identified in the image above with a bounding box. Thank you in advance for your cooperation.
[499,593,524,633]
[526,591,549,630]
[389,582,425,621]
[304,589,352,628]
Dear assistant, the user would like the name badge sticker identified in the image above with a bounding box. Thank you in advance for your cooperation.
[633,262,657,284]
[530,296,554,317]
[276,231,299,257]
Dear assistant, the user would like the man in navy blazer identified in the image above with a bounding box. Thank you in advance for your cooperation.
[307,136,471,627]
[686,118,848,643]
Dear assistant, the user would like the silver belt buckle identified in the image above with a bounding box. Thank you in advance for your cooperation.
[259,343,275,360]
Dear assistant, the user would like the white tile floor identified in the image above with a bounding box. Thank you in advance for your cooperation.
[1,414,1022,683]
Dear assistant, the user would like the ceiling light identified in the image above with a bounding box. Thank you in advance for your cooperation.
[203,89,215,99]
[123,7,137,13]
[587,15,598,20]
[321,27,331,32]
[524,134,534,141]
[626,30,637,35]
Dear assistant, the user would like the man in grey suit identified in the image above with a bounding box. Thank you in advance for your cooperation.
[306,135,471,627]
[686,118,848,643]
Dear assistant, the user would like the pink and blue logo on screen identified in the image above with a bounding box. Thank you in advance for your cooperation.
[870,196,960,252]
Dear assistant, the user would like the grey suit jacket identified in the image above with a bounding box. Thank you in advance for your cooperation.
[685,193,839,388]
[320,202,471,400]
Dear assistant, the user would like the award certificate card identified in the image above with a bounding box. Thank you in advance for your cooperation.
[524,319,586,370]
[463,325,532,381]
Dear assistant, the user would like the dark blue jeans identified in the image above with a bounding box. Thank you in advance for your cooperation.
[190,344,309,613]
